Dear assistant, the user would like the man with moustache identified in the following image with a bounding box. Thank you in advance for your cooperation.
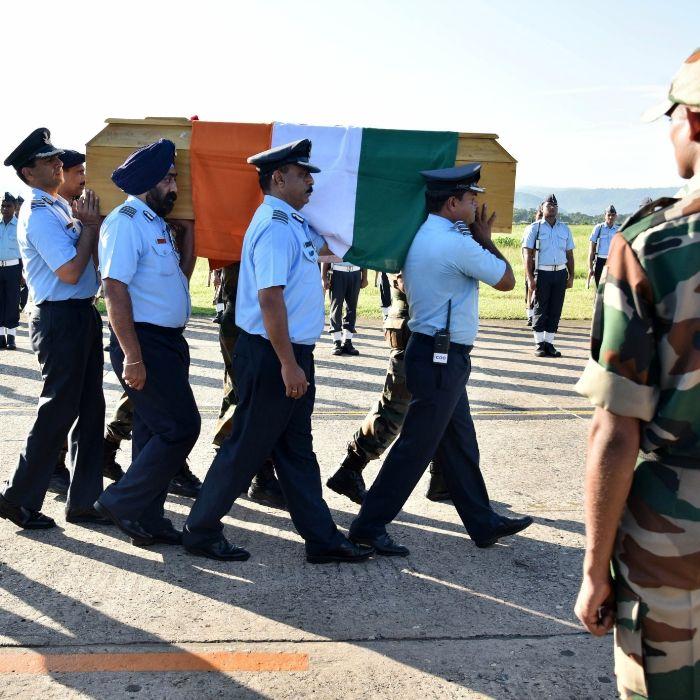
[183,139,372,564]
[0,128,105,529]
[94,140,199,547]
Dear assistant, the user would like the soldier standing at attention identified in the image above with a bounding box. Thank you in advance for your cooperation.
[322,260,367,356]
[95,140,200,546]
[574,48,700,700]
[327,272,451,504]
[0,128,105,529]
[587,204,618,287]
[521,203,543,327]
[183,139,372,564]
[0,192,21,349]
[348,164,532,555]
[524,194,575,357]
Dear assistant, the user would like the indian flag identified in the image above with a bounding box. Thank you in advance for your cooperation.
[191,121,458,271]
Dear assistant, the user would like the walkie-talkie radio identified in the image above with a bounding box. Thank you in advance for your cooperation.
[433,300,452,365]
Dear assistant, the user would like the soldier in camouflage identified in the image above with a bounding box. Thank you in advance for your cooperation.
[574,48,700,700]
[327,273,449,504]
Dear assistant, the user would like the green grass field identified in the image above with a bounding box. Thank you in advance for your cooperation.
[187,224,597,321]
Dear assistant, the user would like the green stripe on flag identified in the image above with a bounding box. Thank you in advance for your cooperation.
[347,128,458,272]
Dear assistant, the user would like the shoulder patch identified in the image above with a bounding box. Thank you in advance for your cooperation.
[271,209,288,224]
[453,220,470,235]
[291,212,304,224]
[143,210,156,222]
[119,205,137,219]
[30,201,46,209]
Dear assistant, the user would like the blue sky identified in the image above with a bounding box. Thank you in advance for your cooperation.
[1,0,696,197]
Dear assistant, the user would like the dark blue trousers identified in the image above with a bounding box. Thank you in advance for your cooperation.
[350,332,499,542]
[0,264,21,329]
[2,299,104,512]
[532,268,567,333]
[184,331,344,555]
[100,323,200,530]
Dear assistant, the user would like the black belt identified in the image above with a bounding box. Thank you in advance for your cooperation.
[411,332,473,354]
[37,297,94,308]
[132,322,185,336]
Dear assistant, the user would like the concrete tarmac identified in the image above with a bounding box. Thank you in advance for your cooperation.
[0,316,616,699]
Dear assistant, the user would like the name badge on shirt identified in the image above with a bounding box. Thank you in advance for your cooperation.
[302,240,318,263]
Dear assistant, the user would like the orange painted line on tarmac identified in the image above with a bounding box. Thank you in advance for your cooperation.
[0,650,308,674]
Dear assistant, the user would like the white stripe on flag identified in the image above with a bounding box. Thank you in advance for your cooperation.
[271,123,363,258]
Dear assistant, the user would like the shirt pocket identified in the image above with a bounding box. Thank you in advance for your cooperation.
[555,229,569,247]
[150,242,176,276]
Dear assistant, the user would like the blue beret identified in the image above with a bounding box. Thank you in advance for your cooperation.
[420,163,484,195]
[60,149,85,170]
[111,139,176,196]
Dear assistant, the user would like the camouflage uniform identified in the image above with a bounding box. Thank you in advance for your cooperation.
[105,392,134,443]
[346,274,411,464]
[212,262,241,446]
[576,188,700,699]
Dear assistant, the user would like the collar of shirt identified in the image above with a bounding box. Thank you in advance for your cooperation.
[263,194,305,221]
[425,213,456,231]
[1,217,17,228]
[30,187,57,205]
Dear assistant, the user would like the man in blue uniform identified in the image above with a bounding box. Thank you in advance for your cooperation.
[95,139,200,547]
[0,128,106,529]
[0,192,21,349]
[587,204,618,287]
[183,139,372,564]
[524,194,575,357]
[348,164,533,555]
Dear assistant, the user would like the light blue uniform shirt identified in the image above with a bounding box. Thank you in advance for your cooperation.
[524,219,575,266]
[99,196,191,328]
[0,216,20,260]
[403,214,506,346]
[17,188,99,304]
[236,195,325,345]
[589,223,619,257]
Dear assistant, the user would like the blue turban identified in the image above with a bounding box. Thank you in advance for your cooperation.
[111,139,176,196]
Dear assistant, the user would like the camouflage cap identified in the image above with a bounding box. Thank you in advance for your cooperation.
[643,48,700,122]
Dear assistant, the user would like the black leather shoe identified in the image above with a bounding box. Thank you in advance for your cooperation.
[247,462,287,510]
[185,537,251,561]
[143,525,182,545]
[102,438,125,482]
[66,507,112,524]
[326,466,366,505]
[535,342,547,357]
[306,538,373,564]
[212,311,223,324]
[6,335,16,350]
[342,340,359,356]
[169,461,202,498]
[545,342,562,358]
[93,500,155,546]
[47,465,70,496]
[332,340,344,356]
[0,494,55,529]
[473,515,534,548]
[350,532,409,557]
[0,336,6,350]
[425,461,451,502]
[526,317,532,327]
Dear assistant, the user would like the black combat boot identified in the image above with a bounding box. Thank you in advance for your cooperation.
[326,451,367,504]
[332,340,344,356]
[6,335,16,350]
[247,459,287,510]
[535,342,547,357]
[425,461,451,502]
[102,437,125,482]
[342,339,359,356]
[169,460,202,498]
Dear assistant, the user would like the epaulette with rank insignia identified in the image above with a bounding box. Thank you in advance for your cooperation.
[271,209,288,224]
[143,210,156,222]
[119,205,137,218]
[291,212,304,224]
[30,201,46,209]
